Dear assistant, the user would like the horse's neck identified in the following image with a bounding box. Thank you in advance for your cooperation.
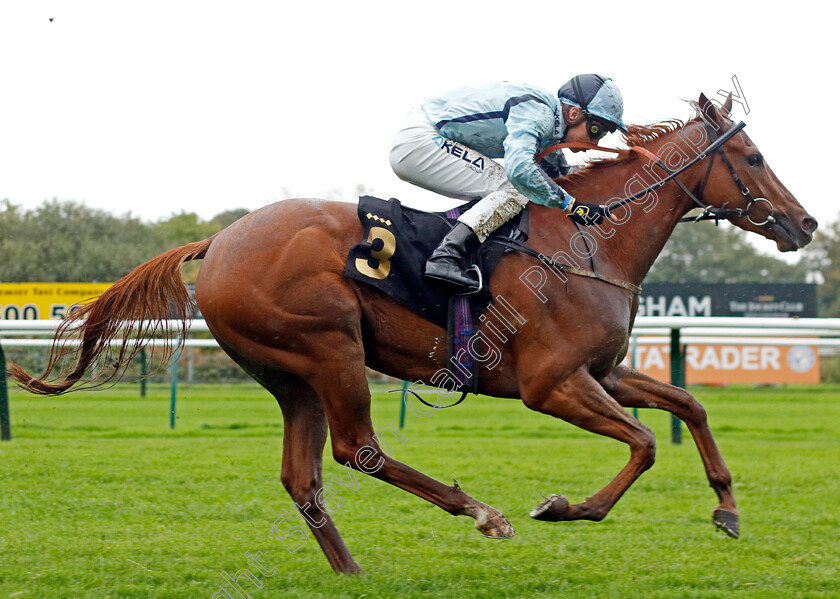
[535,127,703,286]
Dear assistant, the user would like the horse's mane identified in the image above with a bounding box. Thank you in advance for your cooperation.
[622,120,685,147]
[561,101,724,183]
[561,119,686,184]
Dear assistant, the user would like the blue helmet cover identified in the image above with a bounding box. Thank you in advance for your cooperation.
[558,74,628,132]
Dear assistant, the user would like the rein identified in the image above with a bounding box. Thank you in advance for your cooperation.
[497,120,769,296]
[412,120,772,406]
[639,122,775,226]
[537,121,775,227]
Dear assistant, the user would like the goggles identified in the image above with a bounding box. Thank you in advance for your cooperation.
[585,113,617,141]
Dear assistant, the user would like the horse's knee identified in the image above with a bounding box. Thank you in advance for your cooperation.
[633,427,657,472]
[687,397,708,425]
[673,388,708,424]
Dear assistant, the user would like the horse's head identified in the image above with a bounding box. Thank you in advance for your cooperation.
[695,93,817,251]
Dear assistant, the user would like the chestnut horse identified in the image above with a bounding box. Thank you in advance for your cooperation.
[11,95,817,573]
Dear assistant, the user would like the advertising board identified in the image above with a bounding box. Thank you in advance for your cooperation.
[0,283,112,320]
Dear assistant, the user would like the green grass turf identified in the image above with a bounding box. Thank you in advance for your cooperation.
[1,382,839,598]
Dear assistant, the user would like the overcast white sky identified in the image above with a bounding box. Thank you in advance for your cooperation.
[1,1,837,245]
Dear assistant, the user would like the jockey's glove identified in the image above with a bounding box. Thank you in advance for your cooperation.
[566,199,611,226]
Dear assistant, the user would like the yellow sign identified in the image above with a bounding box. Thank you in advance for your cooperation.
[0,283,112,320]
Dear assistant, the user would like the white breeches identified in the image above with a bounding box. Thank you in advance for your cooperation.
[389,107,529,242]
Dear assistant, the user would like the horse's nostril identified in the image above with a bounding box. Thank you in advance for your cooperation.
[802,216,818,233]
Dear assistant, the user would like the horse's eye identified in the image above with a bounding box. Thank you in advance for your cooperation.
[747,153,763,167]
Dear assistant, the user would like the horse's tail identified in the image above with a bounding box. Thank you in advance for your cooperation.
[8,237,215,395]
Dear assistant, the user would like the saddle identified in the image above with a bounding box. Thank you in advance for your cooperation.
[344,195,529,329]
[344,196,528,396]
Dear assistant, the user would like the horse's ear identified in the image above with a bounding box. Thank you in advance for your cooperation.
[698,93,713,113]
[698,93,722,127]
[722,93,733,116]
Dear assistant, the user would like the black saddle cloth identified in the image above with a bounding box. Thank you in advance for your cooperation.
[343,195,528,328]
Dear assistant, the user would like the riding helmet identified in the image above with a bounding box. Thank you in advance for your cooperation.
[558,74,628,132]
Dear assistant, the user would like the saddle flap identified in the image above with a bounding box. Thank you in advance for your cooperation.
[343,195,528,328]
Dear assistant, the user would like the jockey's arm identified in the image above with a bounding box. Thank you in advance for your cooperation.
[539,151,572,179]
[504,101,610,226]
[503,102,574,210]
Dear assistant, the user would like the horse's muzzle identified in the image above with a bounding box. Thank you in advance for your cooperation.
[773,213,817,251]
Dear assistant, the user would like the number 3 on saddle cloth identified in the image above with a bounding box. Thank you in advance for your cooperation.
[344,195,529,395]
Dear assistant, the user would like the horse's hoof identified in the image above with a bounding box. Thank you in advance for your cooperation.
[712,508,740,539]
[475,512,515,539]
[530,494,570,521]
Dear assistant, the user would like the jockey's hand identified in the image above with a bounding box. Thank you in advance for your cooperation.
[567,200,611,226]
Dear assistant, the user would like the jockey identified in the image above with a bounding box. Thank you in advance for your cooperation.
[389,74,628,291]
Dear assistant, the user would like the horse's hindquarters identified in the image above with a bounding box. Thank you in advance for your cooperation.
[195,199,365,377]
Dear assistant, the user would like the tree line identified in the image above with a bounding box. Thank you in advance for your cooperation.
[2,198,840,315]
[0,199,247,284]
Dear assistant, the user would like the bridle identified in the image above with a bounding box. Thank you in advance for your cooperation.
[482,118,779,307]
[537,119,776,227]
[656,120,775,226]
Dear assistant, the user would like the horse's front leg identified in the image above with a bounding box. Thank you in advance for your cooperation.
[599,364,739,538]
[521,367,657,523]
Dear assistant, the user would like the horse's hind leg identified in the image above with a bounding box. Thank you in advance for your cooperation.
[600,364,739,538]
[261,372,364,573]
[521,368,657,523]
[306,362,514,540]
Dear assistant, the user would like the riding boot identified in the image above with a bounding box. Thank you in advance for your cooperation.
[424,222,481,291]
